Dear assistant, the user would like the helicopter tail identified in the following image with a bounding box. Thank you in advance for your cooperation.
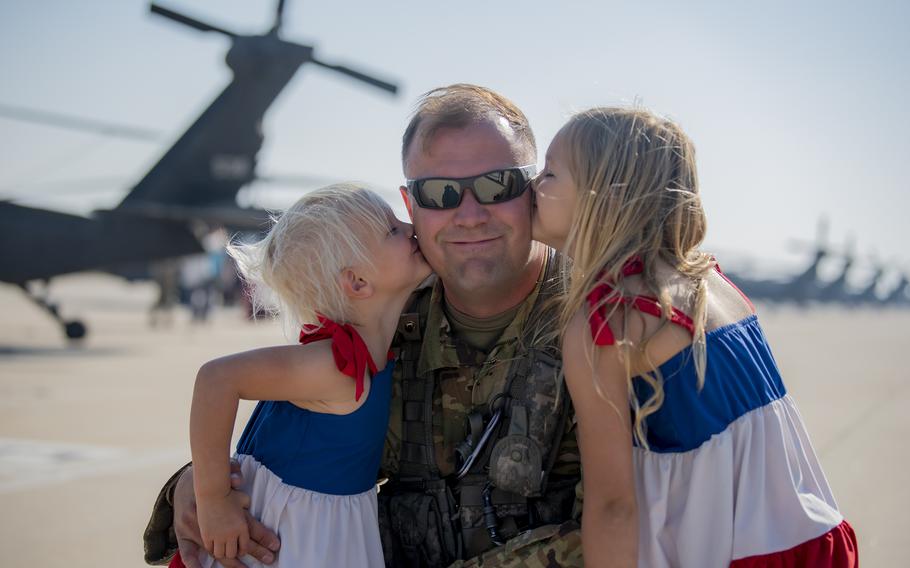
[0,201,202,283]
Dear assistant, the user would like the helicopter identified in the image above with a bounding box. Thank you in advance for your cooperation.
[725,219,909,308]
[0,0,399,340]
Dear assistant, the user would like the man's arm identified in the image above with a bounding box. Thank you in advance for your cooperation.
[143,463,190,565]
[447,521,583,568]
[142,462,280,567]
[145,342,345,566]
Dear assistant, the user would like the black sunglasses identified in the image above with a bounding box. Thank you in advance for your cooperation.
[406,165,537,210]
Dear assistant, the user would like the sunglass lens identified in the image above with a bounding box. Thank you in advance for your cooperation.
[473,170,526,204]
[418,180,463,209]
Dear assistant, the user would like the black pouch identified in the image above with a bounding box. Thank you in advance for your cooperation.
[488,433,544,497]
[377,492,401,567]
[383,492,448,567]
[486,342,568,497]
[487,403,546,497]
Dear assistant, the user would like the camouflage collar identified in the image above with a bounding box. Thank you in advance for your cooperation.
[417,255,550,376]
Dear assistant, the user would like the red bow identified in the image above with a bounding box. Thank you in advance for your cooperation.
[299,315,378,401]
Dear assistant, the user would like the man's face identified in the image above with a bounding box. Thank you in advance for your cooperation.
[401,121,535,297]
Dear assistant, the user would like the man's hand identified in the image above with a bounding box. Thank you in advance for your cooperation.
[172,462,281,568]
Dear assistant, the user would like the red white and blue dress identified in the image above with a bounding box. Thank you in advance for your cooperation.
[190,318,391,568]
[586,262,858,568]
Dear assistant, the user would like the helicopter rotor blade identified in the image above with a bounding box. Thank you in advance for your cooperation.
[150,3,237,38]
[0,103,161,141]
[310,58,398,94]
[255,172,340,187]
[274,0,287,32]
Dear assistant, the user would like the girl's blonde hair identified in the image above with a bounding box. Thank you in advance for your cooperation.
[559,107,714,448]
[228,183,393,330]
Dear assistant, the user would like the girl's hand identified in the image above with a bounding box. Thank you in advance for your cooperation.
[197,489,252,561]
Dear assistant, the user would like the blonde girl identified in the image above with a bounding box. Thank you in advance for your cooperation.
[532,108,857,567]
[180,183,431,567]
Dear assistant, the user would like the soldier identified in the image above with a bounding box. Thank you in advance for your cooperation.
[143,84,583,567]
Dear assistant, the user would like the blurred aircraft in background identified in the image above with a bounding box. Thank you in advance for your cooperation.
[0,0,398,339]
[725,218,909,308]
[1,3,906,343]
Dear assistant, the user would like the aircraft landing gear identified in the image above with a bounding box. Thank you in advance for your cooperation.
[19,283,87,341]
[64,320,87,340]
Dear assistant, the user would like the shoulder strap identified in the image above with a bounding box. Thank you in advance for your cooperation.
[394,286,440,480]
[713,261,756,312]
[586,286,695,346]
[489,250,571,496]
[585,260,696,346]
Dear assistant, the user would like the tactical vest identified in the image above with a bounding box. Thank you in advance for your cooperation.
[378,254,577,567]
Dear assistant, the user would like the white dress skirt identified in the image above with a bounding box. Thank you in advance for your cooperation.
[199,454,385,568]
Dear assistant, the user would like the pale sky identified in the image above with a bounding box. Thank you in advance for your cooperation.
[1,0,908,283]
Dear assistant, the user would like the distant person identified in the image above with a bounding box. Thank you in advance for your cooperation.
[175,184,431,567]
[532,106,859,566]
[216,253,244,309]
[179,254,217,323]
[149,259,180,328]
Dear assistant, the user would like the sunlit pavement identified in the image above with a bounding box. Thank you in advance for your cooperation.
[0,274,906,567]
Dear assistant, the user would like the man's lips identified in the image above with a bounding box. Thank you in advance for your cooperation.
[444,237,502,252]
[448,237,499,245]
[446,235,501,244]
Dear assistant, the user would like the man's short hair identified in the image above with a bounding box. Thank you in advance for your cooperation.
[402,84,537,171]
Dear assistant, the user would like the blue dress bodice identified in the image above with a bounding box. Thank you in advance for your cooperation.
[634,315,788,453]
[235,359,394,495]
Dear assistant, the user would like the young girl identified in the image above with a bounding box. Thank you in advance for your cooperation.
[180,183,431,567]
[532,108,858,567]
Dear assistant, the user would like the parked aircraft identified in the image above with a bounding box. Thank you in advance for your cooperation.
[884,272,909,306]
[0,1,398,340]
[726,222,908,308]
[726,220,830,306]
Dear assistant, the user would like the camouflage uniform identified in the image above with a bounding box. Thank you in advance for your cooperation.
[142,254,582,567]
[143,464,189,564]
[447,521,582,568]
[380,252,582,567]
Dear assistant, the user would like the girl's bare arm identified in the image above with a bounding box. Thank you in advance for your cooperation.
[190,342,345,558]
[562,311,638,567]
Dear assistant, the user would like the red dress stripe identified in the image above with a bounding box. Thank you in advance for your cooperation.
[586,259,696,345]
[730,520,859,568]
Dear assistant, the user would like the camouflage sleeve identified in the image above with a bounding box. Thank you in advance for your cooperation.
[142,463,191,565]
[449,520,583,568]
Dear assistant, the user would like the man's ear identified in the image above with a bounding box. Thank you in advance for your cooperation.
[399,186,414,221]
[340,268,374,299]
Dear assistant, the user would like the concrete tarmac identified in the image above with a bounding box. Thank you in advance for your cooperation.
[0,274,906,566]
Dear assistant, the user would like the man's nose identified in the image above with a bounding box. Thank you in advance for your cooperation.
[452,187,491,226]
